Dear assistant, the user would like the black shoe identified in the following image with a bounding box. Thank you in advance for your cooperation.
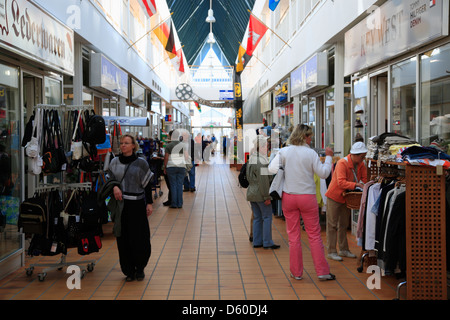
[190,188,196,192]
[136,271,145,281]
[125,275,135,282]
[253,244,263,248]
[163,201,171,206]
[178,206,182,208]
[264,244,280,250]
[249,236,253,242]
[169,206,178,209]
[183,188,190,192]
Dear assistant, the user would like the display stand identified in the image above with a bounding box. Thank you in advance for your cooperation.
[25,183,97,281]
[24,103,100,281]
[366,159,447,300]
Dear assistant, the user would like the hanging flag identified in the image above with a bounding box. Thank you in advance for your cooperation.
[269,0,280,11]
[171,48,185,74]
[165,20,177,59]
[141,0,157,18]
[236,45,251,73]
[194,101,201,113]
[246,14,269,57]
[154,19,176,59]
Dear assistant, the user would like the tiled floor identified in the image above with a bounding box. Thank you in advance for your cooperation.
[0,155,404,300]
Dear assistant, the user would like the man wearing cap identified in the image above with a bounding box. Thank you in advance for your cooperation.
[325,142,368,261]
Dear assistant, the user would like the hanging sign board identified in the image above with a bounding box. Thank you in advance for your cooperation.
[290,52,328,97]
[90,53,128,98]
[0,0,74,75]
[344,0,449,76]
[103,116,149,127]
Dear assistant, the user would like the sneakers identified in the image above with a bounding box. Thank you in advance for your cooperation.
[339,250,356,258]
[290,273,302,280]
[327,253,343,261]
[318,273,336,281]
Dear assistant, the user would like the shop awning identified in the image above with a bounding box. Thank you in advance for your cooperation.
[103,116,150,127]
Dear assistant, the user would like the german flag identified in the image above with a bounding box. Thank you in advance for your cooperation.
[154,19,176,59]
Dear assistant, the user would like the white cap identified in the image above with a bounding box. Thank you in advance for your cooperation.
[350,142,368,154]
[354,105,364,113]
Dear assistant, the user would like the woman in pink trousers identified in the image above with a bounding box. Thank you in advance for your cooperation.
[268,124,335,281]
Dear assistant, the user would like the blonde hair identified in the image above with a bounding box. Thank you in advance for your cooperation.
[120,134,139,153]
[288,124,313,146]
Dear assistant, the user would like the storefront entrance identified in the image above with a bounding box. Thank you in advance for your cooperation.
[369,71,388,137]
[23,73,43,199]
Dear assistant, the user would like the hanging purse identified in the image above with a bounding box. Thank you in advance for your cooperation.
[60,189,77,229]
[71,110,83,160]
[269,153,285,201]
[25,109,41,158]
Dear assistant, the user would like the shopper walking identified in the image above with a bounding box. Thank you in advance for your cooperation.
[247,135,280,250]
[107,134,154,281]
[325,141,368,261]
[164,129,189,208]
[268,124,335,281]
[183,131,197,192]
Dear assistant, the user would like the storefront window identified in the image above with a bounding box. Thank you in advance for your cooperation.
[44,78,62,105]
[391,59,416,139]
[344,86,352,155]
[325,88,335,149]
[308,97,316,149]
[420,44,450,150]
[0,63,22,261]
[353,76,368,143]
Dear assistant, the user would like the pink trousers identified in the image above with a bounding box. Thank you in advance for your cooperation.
[282,193,330,278]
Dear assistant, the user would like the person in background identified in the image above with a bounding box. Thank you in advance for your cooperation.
[107,134,153,282]
[247,135,280,250]
[268,124,335,281]
[183,131,196,192]
[164,129,189,208]
[325,141,368,261]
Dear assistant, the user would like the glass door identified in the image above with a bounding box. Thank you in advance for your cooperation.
[23,72,43,198]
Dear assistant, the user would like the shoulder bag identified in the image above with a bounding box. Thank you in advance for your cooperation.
[269,153,285,201]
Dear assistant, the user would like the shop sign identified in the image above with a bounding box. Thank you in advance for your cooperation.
[260,91,271,113]
[130,79,145,108]
[103,116,149,127]
[219,90,234,101]
[345,0,449,76]
[290,52,328,97]
[90,53,128,98]
[0,0,74,75]
[151,92,161,114]
[275,78,291,107]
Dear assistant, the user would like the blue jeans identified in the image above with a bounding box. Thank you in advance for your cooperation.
[167,167,186,207]
[183,161,195,190]
[250,202,274,247]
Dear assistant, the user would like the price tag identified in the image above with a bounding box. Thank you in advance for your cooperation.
[436,165,443,176]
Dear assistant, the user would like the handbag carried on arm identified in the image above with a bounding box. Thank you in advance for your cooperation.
[269,153,285,201]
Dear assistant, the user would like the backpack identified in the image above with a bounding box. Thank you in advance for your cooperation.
[238,163,249,188]
[18,195,47,235]
[82,111,106,145]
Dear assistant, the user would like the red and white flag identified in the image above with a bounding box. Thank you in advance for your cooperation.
[142,0,157,18]
[246,14,268,57]
[171,48,185,74]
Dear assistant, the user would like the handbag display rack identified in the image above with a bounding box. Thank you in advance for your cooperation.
[24,182,98,282]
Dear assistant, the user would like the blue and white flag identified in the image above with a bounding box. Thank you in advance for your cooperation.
[269,0,280,11]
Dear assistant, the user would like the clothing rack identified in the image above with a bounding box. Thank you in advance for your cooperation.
[362,159,447,300]
[25,183,97,281]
